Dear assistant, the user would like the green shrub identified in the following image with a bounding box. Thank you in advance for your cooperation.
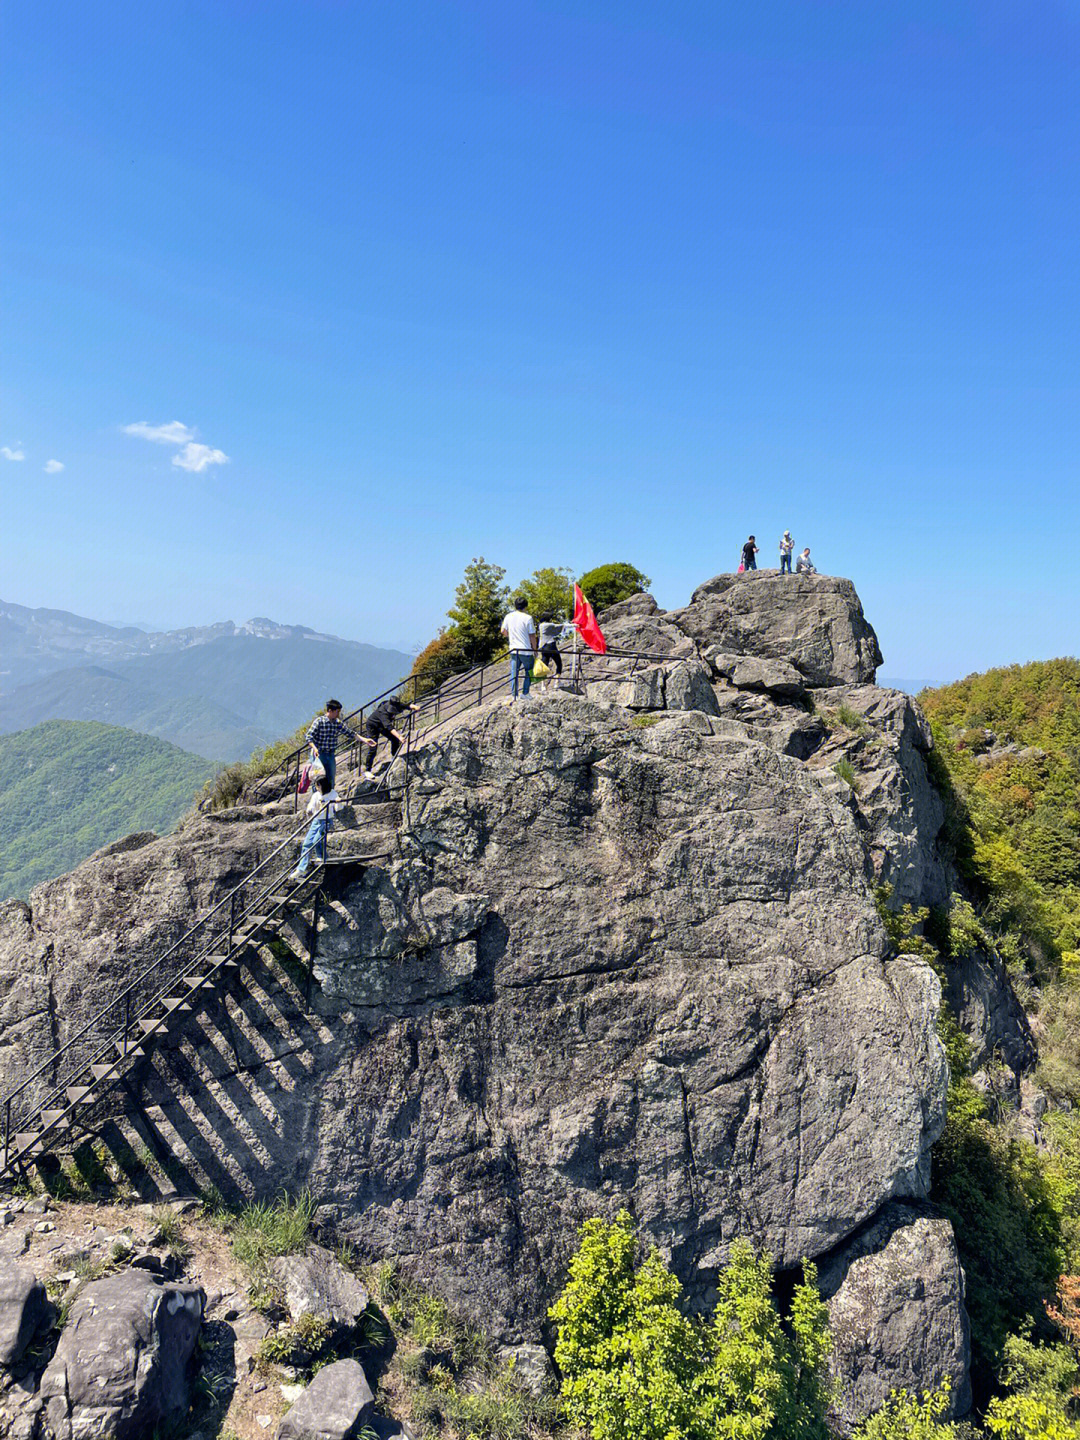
[549,1210,831,1440]
[576,563,651,614]
[834,759,859,789]
[850,1383,957,1439]
[630,713,662,729]
[836,704,869,732]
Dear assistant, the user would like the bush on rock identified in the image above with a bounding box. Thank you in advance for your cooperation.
[549,1211,831,1440]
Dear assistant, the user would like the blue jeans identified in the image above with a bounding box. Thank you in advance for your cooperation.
[297,811,330,874]
[510,651,534,698]
[780,553,792,573]
[316,748,336,788]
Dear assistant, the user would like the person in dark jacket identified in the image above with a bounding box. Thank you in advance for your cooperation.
[361,694,419,779]
[741,536,759,571]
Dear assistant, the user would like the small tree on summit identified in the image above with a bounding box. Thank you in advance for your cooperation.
[515,566,576,620]
[577,563,651,614]
[445,557,510,666]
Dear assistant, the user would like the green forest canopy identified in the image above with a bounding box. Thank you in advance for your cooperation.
[0,719,214,900]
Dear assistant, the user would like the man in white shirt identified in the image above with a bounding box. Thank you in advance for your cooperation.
[500,597,538,699]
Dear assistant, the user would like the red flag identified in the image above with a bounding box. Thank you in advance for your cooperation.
[572,584,607,654]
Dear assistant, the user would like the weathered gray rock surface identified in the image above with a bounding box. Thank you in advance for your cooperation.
[0,571,992,1410]
[670,572,884,686]
[276,1358,374,1440]
[38,1269,204,1440]
[820,1202,972,1429]
[945,942,1037,1076]
[269,1244,370,1328]
[0,1266,51,1372]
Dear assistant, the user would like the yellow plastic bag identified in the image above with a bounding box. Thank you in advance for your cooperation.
[532,657,551,680]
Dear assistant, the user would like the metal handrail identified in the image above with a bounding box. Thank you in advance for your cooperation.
[0,801,346,1165]
[263,643,682,802]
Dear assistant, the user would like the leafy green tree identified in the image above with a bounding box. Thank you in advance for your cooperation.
[576,563,651,614]
[515,566,575,621]
[549,1212,831,1440]
[984,1335,1080,1439]
[445,557,510,666]
[405,629,467,700]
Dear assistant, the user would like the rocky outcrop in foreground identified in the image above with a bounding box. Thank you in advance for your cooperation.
[1,572,1015,1426]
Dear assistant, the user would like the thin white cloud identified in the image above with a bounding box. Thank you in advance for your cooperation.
[173,442,229,473]
[44,459,65,474]
[122,420,195,445]
[1,444,26,461]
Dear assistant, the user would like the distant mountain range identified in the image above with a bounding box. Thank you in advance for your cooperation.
[0,601,413,761]
[0,720,216,900]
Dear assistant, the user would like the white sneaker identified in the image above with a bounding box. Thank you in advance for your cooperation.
[288,869,306,882]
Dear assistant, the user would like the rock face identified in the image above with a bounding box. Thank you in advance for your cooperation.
[945,942,1037,1076]
[276,1358,374,1440]
[0,572,980,1410]
[38,1269,205,1440]
[819,1202,972,1431]
[0,1266,51,1372]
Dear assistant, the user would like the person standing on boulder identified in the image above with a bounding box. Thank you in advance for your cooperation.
[741,536,759,571]
[306,699,373,790]
[796,547,817,574]
[360,693,419,781]
[501,596,538,700]
[779,530,794,574]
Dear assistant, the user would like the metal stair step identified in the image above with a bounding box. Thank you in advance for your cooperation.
[13,1132,42,1154]
[183,974,214,989]
[114,1042,145,1058]
[161,997,192,1012]
[40,1110,72,1128]
[90,1064,115,1080]
[204,954,240,968]
[137,1018,166,1034]
[65,1086,93,1104]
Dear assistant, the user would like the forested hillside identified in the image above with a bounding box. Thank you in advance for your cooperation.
[905,658,1080,1424]
[0,720,214,899]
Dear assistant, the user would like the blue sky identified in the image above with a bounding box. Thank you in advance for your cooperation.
[2,0,1077,681]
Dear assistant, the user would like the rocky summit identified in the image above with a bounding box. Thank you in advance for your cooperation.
[1,572,1014,1422]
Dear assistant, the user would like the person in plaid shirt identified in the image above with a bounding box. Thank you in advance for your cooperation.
[306,699,373,788]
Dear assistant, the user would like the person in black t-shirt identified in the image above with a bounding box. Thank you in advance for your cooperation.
[741,536,759,571]
[361,695,419,779]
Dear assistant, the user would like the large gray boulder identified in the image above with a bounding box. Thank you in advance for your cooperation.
[0,1265,51,1372]
[269,1244,370,1328]
[38,1269,205,1440]
[671,572,883,686]
[276,1358,374,1440]
[819,1202,971,1432]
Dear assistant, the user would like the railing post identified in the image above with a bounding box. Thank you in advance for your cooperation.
[3,1096,10,1169]
[228,891,237,953]
[478,667,484,705]
[122,992,131,1057]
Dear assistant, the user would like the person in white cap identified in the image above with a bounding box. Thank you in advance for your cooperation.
[779,530,794,574]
